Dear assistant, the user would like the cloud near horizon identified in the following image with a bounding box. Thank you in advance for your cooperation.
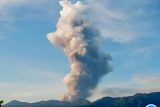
[0,69,67,103]
[90,73,160,100]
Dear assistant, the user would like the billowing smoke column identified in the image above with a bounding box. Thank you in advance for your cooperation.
[47,0,112,101]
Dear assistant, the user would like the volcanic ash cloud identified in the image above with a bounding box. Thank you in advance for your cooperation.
[47,0,112,101]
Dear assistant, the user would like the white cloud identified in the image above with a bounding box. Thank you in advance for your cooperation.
[0,82,66,103]
[86,0,159,44]
[134,44,160,56]
[1,0,158,43]
[87,2,133,43]
[0,0,58,22]
[0,0,35,14]
[89,73,160,101]
[0,69,67,103]
[131,74,160,94]
[101,28,135,43]
[87,1,135,43]
[0,0,58,40]
[89,2,128,21]
[0,0,26,8]
[0,0,51,8]
[133,74,160,86]
[0,61,68,103]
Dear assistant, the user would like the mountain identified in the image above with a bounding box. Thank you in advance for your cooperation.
[4,99,90,107]
[76,92,160,107]
[4,100,30,107]
[4,92,160,107]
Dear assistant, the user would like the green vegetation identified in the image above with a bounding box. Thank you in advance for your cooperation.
[0,100,4,106]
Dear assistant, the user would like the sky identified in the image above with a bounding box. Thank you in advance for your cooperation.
[0,0,160,103]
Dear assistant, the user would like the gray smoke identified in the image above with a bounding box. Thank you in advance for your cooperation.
[47,0,112,101]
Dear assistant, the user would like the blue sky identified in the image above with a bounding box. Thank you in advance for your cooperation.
[0,0,160,103]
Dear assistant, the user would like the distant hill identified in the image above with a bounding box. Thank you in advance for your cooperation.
[4,92,160,107]
[4,99,90,107]
[4,100,71,107]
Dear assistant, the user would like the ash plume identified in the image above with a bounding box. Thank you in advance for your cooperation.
[47,0,112,101]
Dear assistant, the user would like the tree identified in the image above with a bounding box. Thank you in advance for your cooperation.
[0,100,4,107]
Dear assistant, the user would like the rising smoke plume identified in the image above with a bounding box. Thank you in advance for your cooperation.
[47,0,112,101]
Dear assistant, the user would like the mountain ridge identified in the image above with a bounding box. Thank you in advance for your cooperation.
[3,92,160,107]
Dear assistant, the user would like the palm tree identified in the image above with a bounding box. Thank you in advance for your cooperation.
[0,100,4,107]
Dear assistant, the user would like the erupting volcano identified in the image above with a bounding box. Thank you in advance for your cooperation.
[47,0,112,102]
